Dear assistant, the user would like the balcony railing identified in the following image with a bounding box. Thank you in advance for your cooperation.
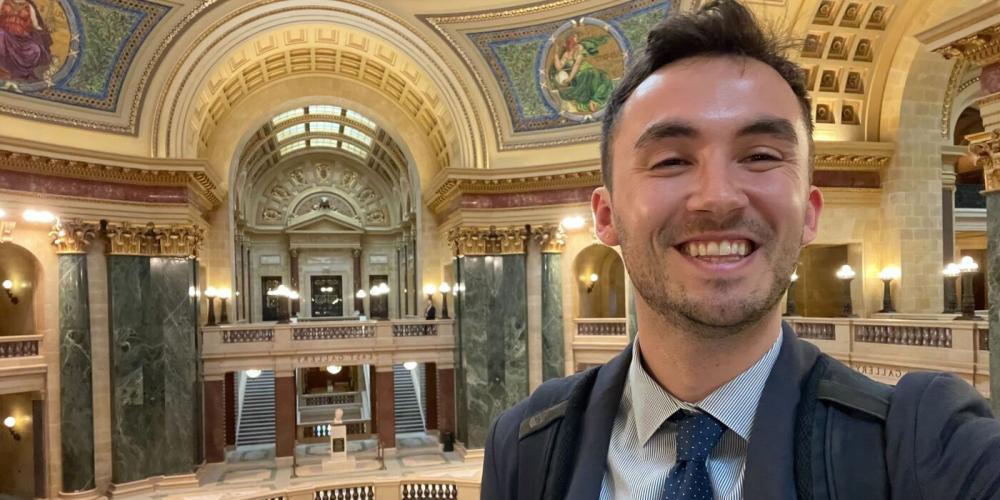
[0,335,41,358]
[238,476,480,500]
[575,318,627,336]
[572,318,628,368]
[201,319,455,377]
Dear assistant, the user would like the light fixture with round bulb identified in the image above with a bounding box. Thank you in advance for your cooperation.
[959,256,979,273]
[879,267,901,282]
[403,361,418,371]
[0,208,6,219]
[204,286,218,299]
[246,369,262,379]
[943,263,961,277]
[326,365,342,375]
[2,280,12,290]
[560,216,586,231]
[439,282,451,294]
[356,289,367,299]
[423,284,436,296]
[835,265,856,280]
[22,209,56,224]
[219,288,232,300]
[790,271,799,282]
[3,416,14,429]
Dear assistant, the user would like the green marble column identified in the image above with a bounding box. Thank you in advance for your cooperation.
[541,253,564,381]
[988,194,1000,416]
[108,256,199,483]
[455,254,528,448]
[58,254,95,492]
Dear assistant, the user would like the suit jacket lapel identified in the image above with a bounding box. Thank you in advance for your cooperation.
[565,342,633,499]
[743,322,821,500]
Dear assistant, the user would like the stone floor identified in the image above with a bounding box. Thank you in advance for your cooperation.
[113,432,482,499]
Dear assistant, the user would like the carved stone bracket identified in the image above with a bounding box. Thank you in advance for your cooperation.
[969,130,1000,192]
[531,224,566,254]
[933,26,1000,67]
[447,225,529,256]
[50,219,97,254]
[105,222,205,258]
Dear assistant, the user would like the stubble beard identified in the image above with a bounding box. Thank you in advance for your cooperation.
[615,211,802,339]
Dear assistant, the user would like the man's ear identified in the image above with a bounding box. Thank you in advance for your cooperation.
[801,186,824,246]
[592,187,621,246]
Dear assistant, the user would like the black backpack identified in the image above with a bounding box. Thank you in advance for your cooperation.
[514,352,894,500]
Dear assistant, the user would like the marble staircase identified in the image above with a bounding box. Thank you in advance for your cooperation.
[393,364,425,433]
[237,370,276,446]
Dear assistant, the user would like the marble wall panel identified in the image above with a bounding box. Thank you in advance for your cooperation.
[988,195,1000,415]
[456,255,528,448]
[541,253,564,381]
[58,255,95,492]
[108,256,198,484]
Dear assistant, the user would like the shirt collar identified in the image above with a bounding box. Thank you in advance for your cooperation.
[628,330,783,446]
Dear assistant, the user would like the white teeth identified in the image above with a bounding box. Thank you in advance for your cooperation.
[684,239,752,258]
[719,241,732,256]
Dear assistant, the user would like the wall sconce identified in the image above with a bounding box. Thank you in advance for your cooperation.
[439,282,451,319]
[943,263,961,314]
[2,280,17,305]
[784,271,798,316]
[3,416,19,441]
[204,286,218,327]
[956,256,983,320]
[878,267,900,314]
[586,273,599,293]
[835,265,857,318]
[218,288,232,325]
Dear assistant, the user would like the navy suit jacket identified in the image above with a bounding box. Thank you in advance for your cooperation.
[482,323,1000,499]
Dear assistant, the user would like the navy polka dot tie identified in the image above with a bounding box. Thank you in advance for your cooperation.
[662,410,726,500]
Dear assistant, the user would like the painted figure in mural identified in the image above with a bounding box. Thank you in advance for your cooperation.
[0,0,53,82]
[550,32,614,113]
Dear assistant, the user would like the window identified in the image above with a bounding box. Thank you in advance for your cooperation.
[346,110,376,130]
[280,140,306,156]
[308,105,343,116]
[309,121,341,134]
[276,123,305,141]
[343,126,373,146]
[341,142,368,159]
[272,108,304,125]
[310,138,338,149]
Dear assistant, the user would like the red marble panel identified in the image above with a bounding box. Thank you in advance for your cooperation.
[275,375,296,457]
[203,379,226,463]
[0,169,188,204]
[375,370,396,449]
[425,362,439,431]
[224,372,236,447]
[982,62,1000,95]
[456,186,598,210]
[437,368,455,436]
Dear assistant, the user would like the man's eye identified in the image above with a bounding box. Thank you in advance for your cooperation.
[652,158,688,168]
[743,153,781,162]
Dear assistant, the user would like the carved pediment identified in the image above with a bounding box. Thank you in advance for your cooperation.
[285,211,364,234]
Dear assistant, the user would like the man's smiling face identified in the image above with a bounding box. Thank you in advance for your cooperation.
[593,55,823,334]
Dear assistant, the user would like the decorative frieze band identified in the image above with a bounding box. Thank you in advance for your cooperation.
[50,219,98,254]
[105,222,206,258]
[531,224,566,254]
[933,25,1000,66]
[447,225,529,256]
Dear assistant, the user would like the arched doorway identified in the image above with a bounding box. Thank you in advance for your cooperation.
[573,244,626,319]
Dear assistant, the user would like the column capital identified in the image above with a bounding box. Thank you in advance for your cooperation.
[970,130,1000,192]
[447,225,529,256]
[51,219,97,254]
[104,222,205,258]
[531,224,567,254]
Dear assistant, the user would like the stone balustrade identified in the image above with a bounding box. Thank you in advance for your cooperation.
[300,391,362,407]
[575,318,627,336]
[0,335,41,358]
[200,319,455,376]
[572,318,629,369]
[239,476,480,500]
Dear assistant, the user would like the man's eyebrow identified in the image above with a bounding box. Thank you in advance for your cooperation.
[737,118,799,144]
[633,120,699,151]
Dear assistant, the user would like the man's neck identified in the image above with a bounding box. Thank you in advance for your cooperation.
[635,303,783,403]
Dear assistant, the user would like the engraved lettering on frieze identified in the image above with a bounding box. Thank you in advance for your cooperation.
[853,363,904,379]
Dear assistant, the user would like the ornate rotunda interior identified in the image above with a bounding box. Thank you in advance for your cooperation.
[0,0,998,498]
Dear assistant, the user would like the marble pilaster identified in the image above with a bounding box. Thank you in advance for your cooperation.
[541,253,564,381]
[275,375,296,458]
[58,254,96,492]
[203,379,225,463]
[375,369,396,449]
[455,254,528,448]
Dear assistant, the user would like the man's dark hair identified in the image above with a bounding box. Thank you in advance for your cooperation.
[600,0,814,190]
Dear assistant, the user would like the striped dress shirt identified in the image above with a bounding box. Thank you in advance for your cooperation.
[599,331,783,500]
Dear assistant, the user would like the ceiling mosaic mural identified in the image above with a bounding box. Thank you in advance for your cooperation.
[425,0,671,146]
[0,0,168,111]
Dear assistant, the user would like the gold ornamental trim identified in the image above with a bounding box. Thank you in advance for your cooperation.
[50,220,98,254]
[0,149,222,211]
[813,153,891,172]
[105,222,206,258]
[970,130,1000,193]
[933,25,1000,66]
[448,225,529,256]
[531,224,566,254]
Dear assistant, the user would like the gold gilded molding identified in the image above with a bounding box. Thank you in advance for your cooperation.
[51,220,98,254]
[105,222,205,258]
[969,130,1000,192]
[942,59,969,138]
[448,225,528,256]
[0,149,222,211]
[933,26,1000,66]
[532,224,566,254]
[813,153,891,172]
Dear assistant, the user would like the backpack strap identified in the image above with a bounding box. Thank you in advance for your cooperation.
[515,367,600,500]
[795,354,892,500]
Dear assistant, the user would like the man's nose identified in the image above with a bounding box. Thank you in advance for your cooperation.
[685,159,749,216]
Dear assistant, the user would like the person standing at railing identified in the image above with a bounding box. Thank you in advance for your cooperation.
[481,2,1000,499]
